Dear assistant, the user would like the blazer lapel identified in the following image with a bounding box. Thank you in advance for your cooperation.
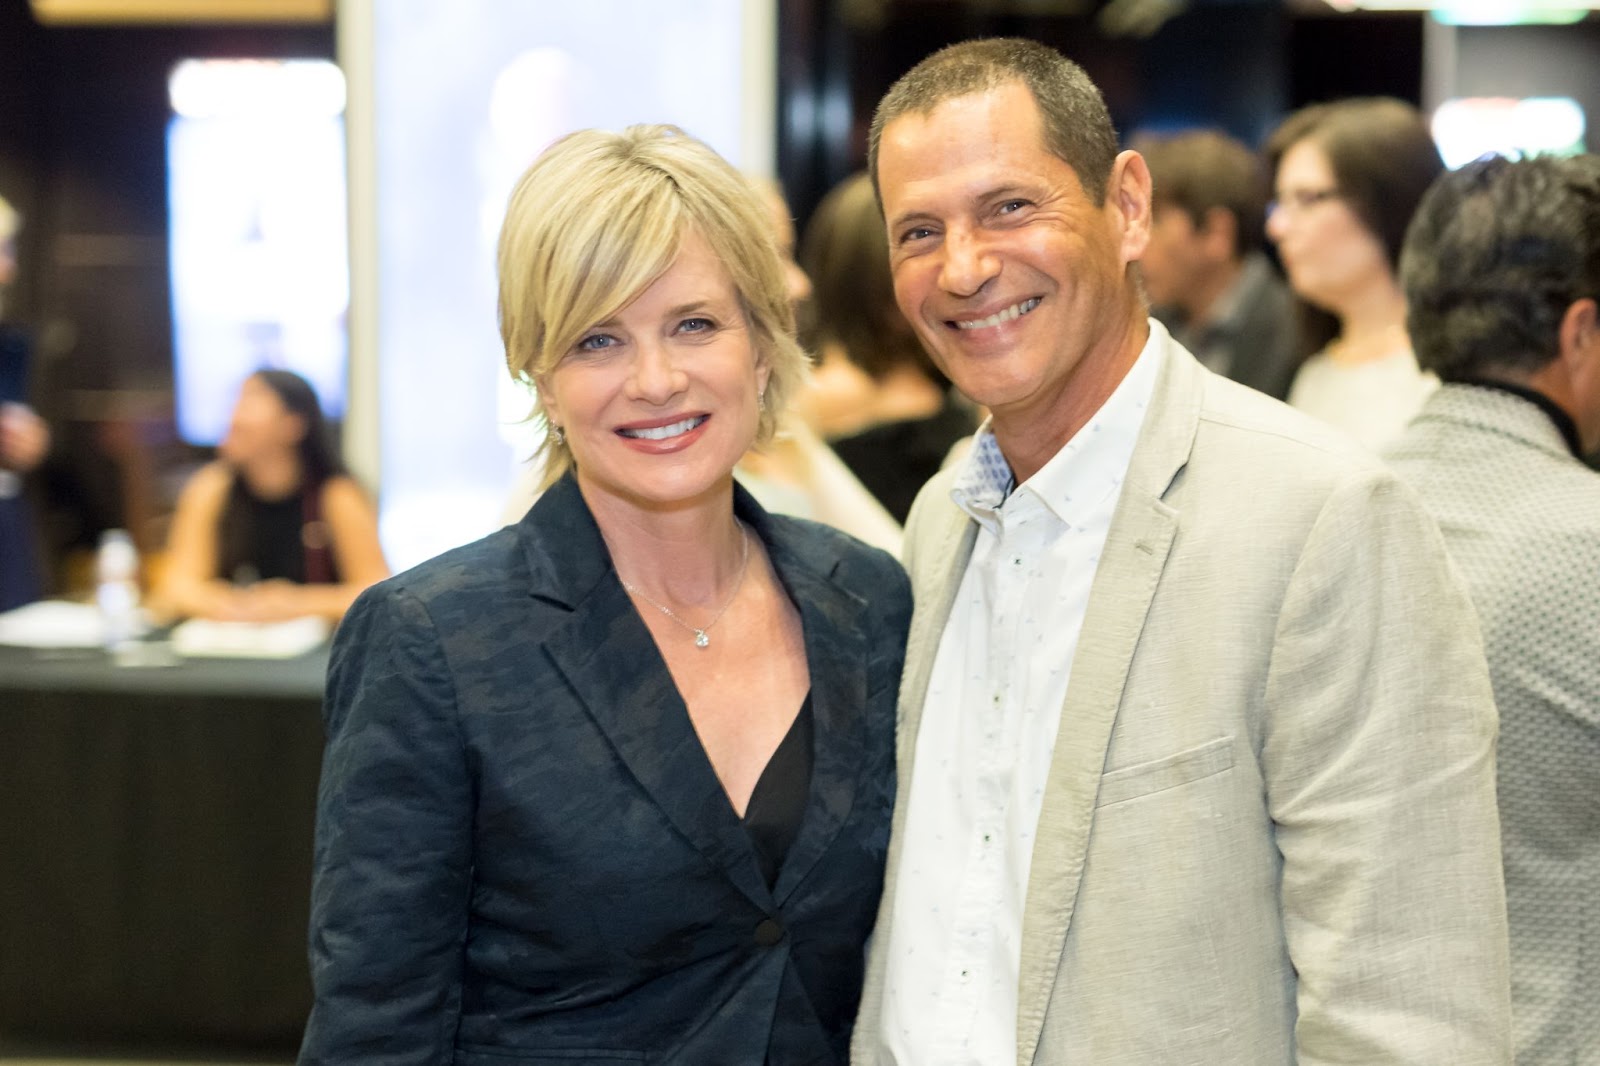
[755,506,873,905]
[1013,338,1198,1065]
[524,476,773,911]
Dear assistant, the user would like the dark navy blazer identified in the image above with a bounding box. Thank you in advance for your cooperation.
[298,474,911,1066]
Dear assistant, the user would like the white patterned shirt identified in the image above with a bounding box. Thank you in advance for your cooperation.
[876,328,1162,1065]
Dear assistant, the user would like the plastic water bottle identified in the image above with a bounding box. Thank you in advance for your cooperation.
[95,528,144,651]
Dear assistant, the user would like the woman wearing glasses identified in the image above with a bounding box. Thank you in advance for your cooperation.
[1266,98,1444,451]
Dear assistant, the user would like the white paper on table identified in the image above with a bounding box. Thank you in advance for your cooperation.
[0,600,107,649]
[170,616,330,659]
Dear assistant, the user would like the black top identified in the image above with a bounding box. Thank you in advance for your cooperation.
[217,474,340,586]
[830,395,977,524]
[742,693,815,890]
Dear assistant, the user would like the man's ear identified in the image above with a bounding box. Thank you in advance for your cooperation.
[1197,205,1239,263]
[1109,150,1153,265]
[1559,297,1600,375]
[1558,298,1600,449]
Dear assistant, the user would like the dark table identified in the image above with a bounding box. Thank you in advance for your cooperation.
[0,643,329,1054]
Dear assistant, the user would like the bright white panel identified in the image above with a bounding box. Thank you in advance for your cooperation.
[366,0,771,570]
[167,59,349,445]
[1432,96,1587,167]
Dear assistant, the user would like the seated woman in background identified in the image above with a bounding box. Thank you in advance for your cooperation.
[796,172,976,522]
[154,369,387,622]
[1265,98,1444,451]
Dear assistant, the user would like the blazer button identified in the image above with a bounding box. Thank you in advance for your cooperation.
[753,918,785,947]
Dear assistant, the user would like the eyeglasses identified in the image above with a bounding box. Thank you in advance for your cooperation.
[1267,188,1342,217]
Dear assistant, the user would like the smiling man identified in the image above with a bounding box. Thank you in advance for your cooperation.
[852,39,1512,1065]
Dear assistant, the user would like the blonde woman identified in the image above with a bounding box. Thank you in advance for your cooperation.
[299,126,911,1064]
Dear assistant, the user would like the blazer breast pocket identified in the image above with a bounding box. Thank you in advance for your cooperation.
[1094,735,1235,808]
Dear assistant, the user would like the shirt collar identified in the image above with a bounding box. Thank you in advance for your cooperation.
[950,322,1165,529]
[1446,375,1584,458]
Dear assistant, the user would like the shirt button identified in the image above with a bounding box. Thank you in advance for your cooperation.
[753,918,785,947]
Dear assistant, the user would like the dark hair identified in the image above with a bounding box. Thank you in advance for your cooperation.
[248,368,344,484]
[217,369,345,585]
[868,37,1119,205]
[799,171,942,383]
[1402,153,1600,381]
[1134,129,1269,257]
[1266,97,1443,354]
[1266,98,1443,272]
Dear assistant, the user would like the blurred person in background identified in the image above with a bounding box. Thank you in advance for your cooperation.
[1135,129,1299,401]
[1266,98,1444,450]
[1385,153,1600,1065]
[0,192,51,612]
[797,172,976,523]
[300,124,911,1063]
[153,368,387,623]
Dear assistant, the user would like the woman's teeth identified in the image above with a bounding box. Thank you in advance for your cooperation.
[619,415,707,440]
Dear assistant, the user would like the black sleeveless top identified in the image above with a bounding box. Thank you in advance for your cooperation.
[217,474,341,586]
[741,693,814,890]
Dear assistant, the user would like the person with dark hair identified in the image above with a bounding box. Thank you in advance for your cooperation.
[1265,98,1444,449]
[1134,129,1299,400]
[1384,153,1600,1066]
[153,368,387,622]
[797,171,976,522]
[854,36,1511,1064]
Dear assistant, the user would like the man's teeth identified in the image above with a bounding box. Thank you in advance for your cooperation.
[956,297,1042,331]
[620,415,707,440]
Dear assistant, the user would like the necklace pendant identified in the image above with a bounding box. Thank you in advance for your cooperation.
[693,630,710,649]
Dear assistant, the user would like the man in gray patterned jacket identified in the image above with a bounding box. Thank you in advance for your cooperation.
[1385,152,1600,1066]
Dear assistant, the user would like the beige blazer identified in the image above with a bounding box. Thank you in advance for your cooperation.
[853,336,1512,1064]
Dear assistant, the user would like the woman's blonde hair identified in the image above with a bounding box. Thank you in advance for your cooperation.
[498,124,808,490]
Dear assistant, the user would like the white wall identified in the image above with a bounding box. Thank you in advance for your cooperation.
[340,0,777,571]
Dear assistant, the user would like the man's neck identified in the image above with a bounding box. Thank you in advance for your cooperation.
[990,315,1150,484]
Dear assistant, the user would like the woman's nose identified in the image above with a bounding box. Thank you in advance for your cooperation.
[626,340,689,404]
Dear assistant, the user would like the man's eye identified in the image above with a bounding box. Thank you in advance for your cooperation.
[998,199,1028,214]
[900,226,934,245]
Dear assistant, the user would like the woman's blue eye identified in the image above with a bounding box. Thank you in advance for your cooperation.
[679,317,714,334]
[576,334,616,351]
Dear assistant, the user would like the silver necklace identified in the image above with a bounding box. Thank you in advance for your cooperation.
[622,524,751,649]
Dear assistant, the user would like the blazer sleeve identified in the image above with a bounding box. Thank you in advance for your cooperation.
[298,581,474,1065]
[1261,468,1513,1064]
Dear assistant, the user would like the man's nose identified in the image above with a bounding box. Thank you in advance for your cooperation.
[938,228,1000,298]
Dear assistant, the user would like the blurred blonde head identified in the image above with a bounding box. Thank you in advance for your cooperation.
[498,125,808,489]
[0,194,19,246]
[0,194,19,294]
